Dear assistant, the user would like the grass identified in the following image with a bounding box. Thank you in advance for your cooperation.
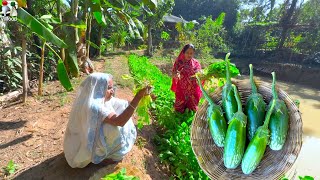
[58,92,70,107]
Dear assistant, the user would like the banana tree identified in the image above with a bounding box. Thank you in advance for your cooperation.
[142,0,174,56]
[17,8,74,93]
[85,0,157,56]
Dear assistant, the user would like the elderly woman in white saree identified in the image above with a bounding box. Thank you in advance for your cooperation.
[63,73,151,168]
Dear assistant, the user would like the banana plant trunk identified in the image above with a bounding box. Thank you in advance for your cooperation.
[147,23,152,56]
[21,33,28,103]
[86,13,92,58]
[57,0,65,61]
[71,0,79,44]
[38,41,46,96]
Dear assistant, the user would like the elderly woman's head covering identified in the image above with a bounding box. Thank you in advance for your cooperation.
[64,73,113,168]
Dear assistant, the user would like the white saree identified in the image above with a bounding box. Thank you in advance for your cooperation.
[63,73,136,168]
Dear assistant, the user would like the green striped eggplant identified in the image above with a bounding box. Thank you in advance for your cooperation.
[222,53,239,122]
[196,76,227,147]
[224,85,247,169]
[269,72,289,150]
[241,99,276,174]
[245,64,266,140]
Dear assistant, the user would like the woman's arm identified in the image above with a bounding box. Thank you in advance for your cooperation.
[104,87,149,127]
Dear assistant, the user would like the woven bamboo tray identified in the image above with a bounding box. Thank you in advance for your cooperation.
[191,79,303,180]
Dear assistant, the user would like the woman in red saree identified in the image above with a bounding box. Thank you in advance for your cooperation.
[171,44,202,113]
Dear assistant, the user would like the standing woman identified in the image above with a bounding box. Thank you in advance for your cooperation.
[171,44,202,113]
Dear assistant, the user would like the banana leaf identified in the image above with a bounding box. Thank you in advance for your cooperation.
[57,59,73,91]
[17,8,67,48]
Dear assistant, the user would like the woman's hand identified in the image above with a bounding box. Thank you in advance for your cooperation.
[172,70,182,80]
[136,85,153,98]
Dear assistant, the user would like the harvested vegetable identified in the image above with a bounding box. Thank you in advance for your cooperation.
[122,74,154,129]
[196,76,227,147]
[195,60,240,80]
[269,72,289,150]
[223,85,247,169]
[245,64,266,140]
[241,99,276,174]
[222,53,240,122]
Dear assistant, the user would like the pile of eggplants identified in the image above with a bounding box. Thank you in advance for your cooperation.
[196,53,289,174]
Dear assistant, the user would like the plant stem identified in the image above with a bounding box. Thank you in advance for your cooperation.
[225,53,231,85]
[196,76,214,105]
[46,43,62,61]
[272,72,278,99]
[38,40,46,96]
[263,99,276,128]
[233,84,242,112]
[249,64,258,94]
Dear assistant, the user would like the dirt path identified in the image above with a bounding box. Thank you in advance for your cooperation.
[0,54,168,179]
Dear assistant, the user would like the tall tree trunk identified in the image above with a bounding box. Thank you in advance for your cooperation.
[147,23,152,56]
[21,34,28,103]
[38,41,46,96]
[71,0,79,44]
[86,14,92,58]
[57,0,65,61]
[278,0,298,49]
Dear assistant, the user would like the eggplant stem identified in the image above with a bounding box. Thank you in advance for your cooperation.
[196,76,215,105]
[232,84,242,112]
[272,72,278,99]
[263,99,276,128]
[225,53,231,85]
[249,64,258,94]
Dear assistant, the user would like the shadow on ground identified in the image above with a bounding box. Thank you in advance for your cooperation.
[14,153,118,180]
[0,120,27,131]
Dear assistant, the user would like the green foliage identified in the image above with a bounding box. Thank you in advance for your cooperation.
[175,21,196,43]
[196,13,228,56]
[17,8,67,48]
[299,176,314,180]
[110,30,128,49]
[160,31,170,41]
[295,0,320,54]
[144,0,174,27]
[172,0,239,31]
[102,168,139,180]
[57,59,73,91]
[3,160,18,176]
[263,31,278,50]
[281,175,314,180]
[199,60,240,79]
[0,47,22,93]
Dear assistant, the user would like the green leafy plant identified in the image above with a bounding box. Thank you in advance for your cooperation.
[281,175,314,180]
[3,160,18,176]
[122,74,154,129]
[0,51,22,92]
[196,13,228,58]
[160,31,170,41]
[102,168,139,180]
